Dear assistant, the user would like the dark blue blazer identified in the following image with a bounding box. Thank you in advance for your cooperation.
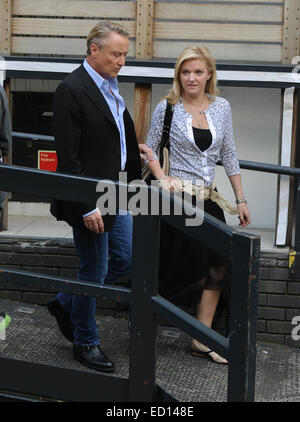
[50,64,141,231]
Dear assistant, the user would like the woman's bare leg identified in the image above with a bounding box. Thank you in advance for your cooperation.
[192,266,228,364]
[196,289,221,327]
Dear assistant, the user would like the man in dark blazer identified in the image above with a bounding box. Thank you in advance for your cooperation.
[49,21,152,373]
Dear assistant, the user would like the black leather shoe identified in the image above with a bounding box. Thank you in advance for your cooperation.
[73,345,115,373]
[46,297,74,343]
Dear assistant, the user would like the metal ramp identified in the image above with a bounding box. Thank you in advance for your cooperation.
[0,298,299,402]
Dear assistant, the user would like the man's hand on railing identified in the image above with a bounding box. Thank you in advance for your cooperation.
[138,143,154,161]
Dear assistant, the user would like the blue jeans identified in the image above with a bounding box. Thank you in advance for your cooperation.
[56,212,132,346]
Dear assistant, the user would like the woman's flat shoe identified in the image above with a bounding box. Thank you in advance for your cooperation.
[191,343,228,365]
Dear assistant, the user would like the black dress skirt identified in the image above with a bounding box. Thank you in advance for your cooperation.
[158,127,230,309]
[158,197,229,303]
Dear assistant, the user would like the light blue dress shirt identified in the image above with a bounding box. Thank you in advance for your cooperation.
[82,60,127,217]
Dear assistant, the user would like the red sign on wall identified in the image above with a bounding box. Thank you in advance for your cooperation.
[38,150,57,172]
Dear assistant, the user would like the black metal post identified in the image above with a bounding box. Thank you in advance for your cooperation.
[128,214,160,401]
[227,232,260,402]
[294,176,300,251]
[289,88,300,278]
[289,177,300,277]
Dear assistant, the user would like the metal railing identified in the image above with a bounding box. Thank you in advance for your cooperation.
[0,162,260,402]
[11,130,300,177]
[10,131,300,275]
[219,160,300,278]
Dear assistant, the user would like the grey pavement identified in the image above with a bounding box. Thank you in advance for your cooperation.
[0,298,299,402]
[0,211,290,254]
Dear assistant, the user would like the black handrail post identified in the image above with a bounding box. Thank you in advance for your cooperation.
[227,232,260,402]
[128,214,160,401]
[294,176,300,253]
[289,176,300,277]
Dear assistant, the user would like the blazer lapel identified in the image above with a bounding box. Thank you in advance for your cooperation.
[78,65,117,128]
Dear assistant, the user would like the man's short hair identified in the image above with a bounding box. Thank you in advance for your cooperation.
[87,21,129,55]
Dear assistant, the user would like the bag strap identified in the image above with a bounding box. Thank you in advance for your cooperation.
[158,101,173,167]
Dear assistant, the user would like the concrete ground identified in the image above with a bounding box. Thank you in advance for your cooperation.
[1,211,288,254]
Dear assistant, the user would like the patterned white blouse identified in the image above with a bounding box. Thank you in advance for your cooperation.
[146,96,240,187]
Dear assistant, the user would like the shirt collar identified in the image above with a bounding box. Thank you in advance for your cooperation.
[83,59,118,90]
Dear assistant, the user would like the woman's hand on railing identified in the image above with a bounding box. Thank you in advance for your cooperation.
[237,203,251,227]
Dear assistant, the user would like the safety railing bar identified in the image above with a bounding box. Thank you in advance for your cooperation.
[0,163,237,259]
[218,160,300,177]
[236,160,300,177]
[151,296,229,358]
[12,131,54,142]
[0,391,44,402]
[0,162,108,204]
[0,268,131,302]
[12,132,300,177]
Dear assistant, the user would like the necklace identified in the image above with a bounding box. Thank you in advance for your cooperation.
[183,96,209,128]
[198,110,205,128]
[198,100,209,128]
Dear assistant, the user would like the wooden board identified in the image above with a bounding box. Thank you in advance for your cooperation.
[12,17,136,38]
[0,0,11,54]
[154,21,282,43]
[136,0,154,59]
[12,36,136,56]
[153,41,282,62]
[282,0,300,64]
[12,0,136,18]
[134,83,152,144]
[154,3,283,23]
[203,0,282,3]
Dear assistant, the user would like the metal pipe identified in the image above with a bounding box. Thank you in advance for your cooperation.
[12,131,300,176]
[12,131,54,142]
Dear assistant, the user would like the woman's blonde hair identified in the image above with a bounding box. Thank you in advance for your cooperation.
[165,45,219,105]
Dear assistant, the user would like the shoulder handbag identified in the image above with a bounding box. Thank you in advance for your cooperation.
[142,101,173,184]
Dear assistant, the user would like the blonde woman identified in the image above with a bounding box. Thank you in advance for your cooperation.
[146,46,250,364]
